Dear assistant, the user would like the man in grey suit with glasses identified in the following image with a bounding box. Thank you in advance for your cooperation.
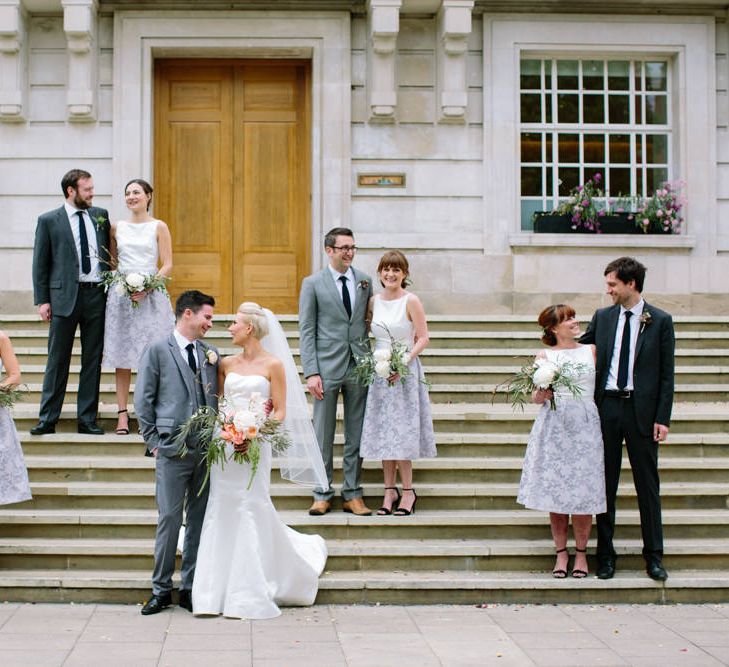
[299,228,373,516]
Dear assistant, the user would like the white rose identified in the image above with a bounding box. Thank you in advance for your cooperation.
[374,360,391,378]
[125,272,146,291]
[205,350,218,365]
[233,410,257,432]
[533,361,559,389]
[401,353,411,366]
[373,348,391,362]
[115,283,127,297]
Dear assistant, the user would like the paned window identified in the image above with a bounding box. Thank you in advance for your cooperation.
[520,58,671,230]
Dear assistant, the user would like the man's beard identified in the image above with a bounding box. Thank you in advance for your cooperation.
[73,193,91,210]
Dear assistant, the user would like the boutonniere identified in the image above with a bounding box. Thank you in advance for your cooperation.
[94,214,108,231]
[357,279,369,290]
[204,349,218,366]
[639,311,652,334]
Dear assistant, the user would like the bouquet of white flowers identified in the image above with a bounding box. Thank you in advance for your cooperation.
[100,270,169,308]
[354,324,412,387]
[174,392,289,493]
[494,355,586,411]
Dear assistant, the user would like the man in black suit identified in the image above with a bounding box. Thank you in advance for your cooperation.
[31,169,111,435]
[580,256,674,582]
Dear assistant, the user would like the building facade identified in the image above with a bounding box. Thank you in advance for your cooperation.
[1,0,728,314]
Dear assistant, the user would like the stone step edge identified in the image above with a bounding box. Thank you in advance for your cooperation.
[0,569,727,591]
[1,537,727,558]
[23,480,729,498]
[2,508,728,526]
[21,455,729,471]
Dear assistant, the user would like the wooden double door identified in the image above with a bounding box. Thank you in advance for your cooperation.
[154,59,311,313]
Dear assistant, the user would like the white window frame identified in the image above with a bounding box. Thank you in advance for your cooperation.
[482,14,714,250]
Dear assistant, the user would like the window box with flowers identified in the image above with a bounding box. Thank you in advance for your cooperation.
[532,174,684,235]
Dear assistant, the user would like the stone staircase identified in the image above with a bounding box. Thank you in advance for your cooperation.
[1,313,728,605]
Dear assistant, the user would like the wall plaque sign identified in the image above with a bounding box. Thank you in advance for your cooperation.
[357,173,406,187]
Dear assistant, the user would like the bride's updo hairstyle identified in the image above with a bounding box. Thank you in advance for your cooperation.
[538,304,576,347]
[237,302,269,339]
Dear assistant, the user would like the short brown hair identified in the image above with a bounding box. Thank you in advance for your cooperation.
[538,304,576,347]
[61,169,92,197]
[604,256,646,293]
[376,250,411,288]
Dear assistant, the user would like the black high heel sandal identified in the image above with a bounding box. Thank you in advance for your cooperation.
[393,488,417,516]
[377,487,401,515]
[572,547,588,578]
[116,409,130,435]
[552,547,568,578]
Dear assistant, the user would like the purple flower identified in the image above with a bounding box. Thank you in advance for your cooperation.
[594,173,602,182]
[582,200,589,207]
[598,210,606,217]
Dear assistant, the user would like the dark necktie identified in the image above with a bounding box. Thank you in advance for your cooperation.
[186,343,197,374]
[76,211,91,275]
[339,275,352,318]
[617,311,633,390]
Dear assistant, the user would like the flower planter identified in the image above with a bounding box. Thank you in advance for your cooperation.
[533,212,638,234]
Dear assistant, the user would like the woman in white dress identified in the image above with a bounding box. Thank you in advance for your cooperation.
[517,304,606,578]
[192,302,328,619]
[0,331,31,506]
[102,179,174,435]
[360,250,437,516]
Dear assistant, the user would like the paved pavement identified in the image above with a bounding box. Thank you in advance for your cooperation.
[0,602,728,666]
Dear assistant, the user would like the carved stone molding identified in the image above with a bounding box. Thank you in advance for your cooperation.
[62,0,98,121]
[437,0,473,122]
[366,0,401,121]
[0,0,26,122]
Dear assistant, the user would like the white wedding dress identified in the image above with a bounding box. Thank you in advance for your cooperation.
[192,373,328,619]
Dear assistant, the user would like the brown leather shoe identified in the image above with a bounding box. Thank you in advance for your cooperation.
[342,498,372,516]
[308,500,331,516]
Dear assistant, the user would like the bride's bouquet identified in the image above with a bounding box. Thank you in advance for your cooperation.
[100,269,169,308]
[0,384,25,409]
[494,356,586,411]
[174,392,290,493]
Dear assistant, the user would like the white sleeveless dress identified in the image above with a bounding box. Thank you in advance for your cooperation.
[517,345,606,515]
[360,294,437,460]
[192,373,328,619]
[0,360,32,506]
[102,221,174,369]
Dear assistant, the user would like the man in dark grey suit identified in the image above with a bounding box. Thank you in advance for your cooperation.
[581,257,675,582]
[299,228,374,516]
[31,169,110,435]
[134,290,219,615]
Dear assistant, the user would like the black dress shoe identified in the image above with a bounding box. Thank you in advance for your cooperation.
[647,561,668,581]
[141,593,172,615]
[78,422,104,435]
[30,422,55,435]
[596,560,616,580]
[178,589,193,612]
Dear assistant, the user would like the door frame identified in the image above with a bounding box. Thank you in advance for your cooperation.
[112,11,351,281]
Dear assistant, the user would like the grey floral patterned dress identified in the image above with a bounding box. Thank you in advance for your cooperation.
[360,294,437,461]
[102,220,174,369]
[517,345,606,515]
[0,361,31,506]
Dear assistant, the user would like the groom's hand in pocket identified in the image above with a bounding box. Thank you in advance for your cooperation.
[306,375,324,400]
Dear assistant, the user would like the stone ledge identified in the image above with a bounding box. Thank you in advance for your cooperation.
[509,233,697,251]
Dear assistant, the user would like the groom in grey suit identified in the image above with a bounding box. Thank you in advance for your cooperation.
[134,290,219,615]
[299,228,374,516]
[31,169,110,435]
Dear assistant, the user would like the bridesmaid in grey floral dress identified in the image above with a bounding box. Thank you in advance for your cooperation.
[360,251,436,516]
[517,304,606,578]
[0,331,31,506]
[102,179,174,435]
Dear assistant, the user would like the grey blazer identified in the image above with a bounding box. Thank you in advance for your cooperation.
[32,205,111,317]
[298,267,373,381]
[134,334,220,457]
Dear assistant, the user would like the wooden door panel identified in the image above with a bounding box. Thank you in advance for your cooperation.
[155,60,309,314]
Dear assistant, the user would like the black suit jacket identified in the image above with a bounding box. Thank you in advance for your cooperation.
[580,302,675,436]
[32,205,111,317]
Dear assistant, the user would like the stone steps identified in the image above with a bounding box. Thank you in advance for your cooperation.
[2,313,729,604]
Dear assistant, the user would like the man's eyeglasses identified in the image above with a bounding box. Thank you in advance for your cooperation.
[332,245,357,253]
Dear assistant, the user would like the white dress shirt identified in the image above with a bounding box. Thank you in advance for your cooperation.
[328,264,356,311]
[173,329,198,367]
[64,202,101,282]
[606,299,644,391]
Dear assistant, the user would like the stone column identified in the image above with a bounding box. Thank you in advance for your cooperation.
[63,0,98,121]
[366,0,401,122]
[0,0,26,122]
[436,0,473,123]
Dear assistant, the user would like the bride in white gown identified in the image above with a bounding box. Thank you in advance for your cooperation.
[192,302,328,619]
